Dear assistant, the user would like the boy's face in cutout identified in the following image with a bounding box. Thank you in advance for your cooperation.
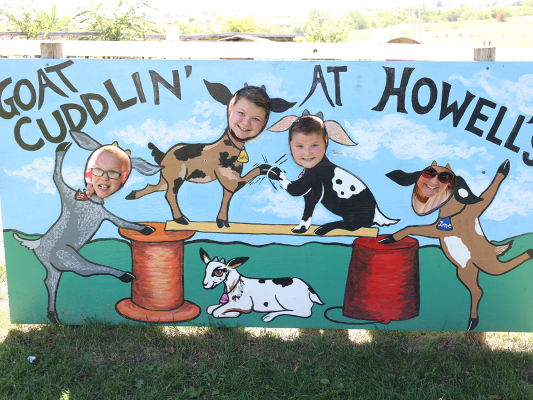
[228,98,267,141]
[91,152,127,198]
[290,131,328,169]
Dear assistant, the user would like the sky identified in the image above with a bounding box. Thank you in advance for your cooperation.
[3,0,507,19]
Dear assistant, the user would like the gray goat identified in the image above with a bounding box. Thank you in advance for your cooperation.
[14,131,161,324]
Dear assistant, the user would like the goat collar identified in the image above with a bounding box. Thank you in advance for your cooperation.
[226,127,248,147]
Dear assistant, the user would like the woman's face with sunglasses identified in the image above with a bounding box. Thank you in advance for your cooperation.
[416,166,455,198]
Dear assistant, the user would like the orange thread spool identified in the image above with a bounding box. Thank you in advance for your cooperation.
[116,222,200,323]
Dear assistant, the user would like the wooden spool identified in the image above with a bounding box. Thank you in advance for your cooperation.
[116,222,200,323]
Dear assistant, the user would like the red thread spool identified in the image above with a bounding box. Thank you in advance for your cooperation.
[343,236,419,324]
[116,222,200,323]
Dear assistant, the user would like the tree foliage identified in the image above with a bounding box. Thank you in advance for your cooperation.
[217,15,260,33]
[295,16,349,43]
[345,10,368,30]
[76,0,156,41]
[0,1,68,39]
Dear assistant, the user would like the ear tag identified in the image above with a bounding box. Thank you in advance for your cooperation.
[237,148,249,163]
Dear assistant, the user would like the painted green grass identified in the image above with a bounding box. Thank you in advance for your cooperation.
[2,245,533,398]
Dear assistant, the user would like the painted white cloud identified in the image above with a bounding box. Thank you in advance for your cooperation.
[108,102,227,150]
[457,166,533,221]
[248,185,334,223]
[248,73,293,100]
[449,69,533,118]
[3,158,83,194]
[342,114,492,161]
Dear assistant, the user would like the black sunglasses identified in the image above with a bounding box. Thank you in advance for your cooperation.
[421,167,454,184]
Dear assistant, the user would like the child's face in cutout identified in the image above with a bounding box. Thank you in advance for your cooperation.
[228,98,267,141]
[290,131,327,169]
[91,152,127,198]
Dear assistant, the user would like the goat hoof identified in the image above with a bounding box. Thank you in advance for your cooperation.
[497,159,510,177]
[119,272,136,283]
[47,311,61,325]
[125,190,137,200]
[379,234,397,244]
[56,142,72,153]
[216,219,230,228]
[467,317,479,331]
[173,216,190,225]
[140,225,156,235]
[291,226,309,234]
[313,226,330,236]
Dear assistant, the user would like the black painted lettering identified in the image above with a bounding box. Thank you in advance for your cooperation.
[327,66,347,106]
[14,117,44,151]
[0,77,20,120]
[300,65,334,108]
[37,68,68,110]
[439,82,475,127]
[465,97,496,137]
[104,79,137,111]
[60,103,88,132]
[523,133,533,166]
[371,67,415,114]
[411,78,438,114]
[37,110,67,143]
[44,60,78,93]
[80,93,109,125]
[132,72,146,103]
[149,70,181,105]
[485,106,506,146]
[504,115,524,153]
[14,79,36,111]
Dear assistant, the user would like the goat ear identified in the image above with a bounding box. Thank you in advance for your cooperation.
[131,157,163,176]
[270,98,297,113]
[227,257,249,269]
[70,130,102,151]
[203,80,233,105]
[267,116,298,132]
[199,248,211,265]
[324,121,357,146]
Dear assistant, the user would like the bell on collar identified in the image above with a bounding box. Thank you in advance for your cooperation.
[237,148,249,163]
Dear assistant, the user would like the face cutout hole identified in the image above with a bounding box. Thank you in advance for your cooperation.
[412,165,455,216]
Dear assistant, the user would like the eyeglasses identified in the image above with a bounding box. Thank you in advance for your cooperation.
[92,168,122,180]
[421,167,455,184]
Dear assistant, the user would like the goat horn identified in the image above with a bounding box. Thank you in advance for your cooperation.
[431,160,437,166]
[315,112,324,121]
[125,149,131,156]
[112,141,118,147]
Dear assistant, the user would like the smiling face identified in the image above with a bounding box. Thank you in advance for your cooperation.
[228,97,268,141]
[91,151,128,198]
[290,131,328,169]
[416,165,453,199]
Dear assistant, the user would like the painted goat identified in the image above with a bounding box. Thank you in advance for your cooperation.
[380,160,533,331]
[265,110,399,235]
[199,247,324,322]
[13,131,161,324]
[126,81,296,228]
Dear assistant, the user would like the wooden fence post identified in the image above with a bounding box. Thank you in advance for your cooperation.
[474,47,495,61]
[40,42,64,59]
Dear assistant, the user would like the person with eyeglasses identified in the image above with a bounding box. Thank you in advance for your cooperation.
[85,146,131,199]
[412,161,455,215]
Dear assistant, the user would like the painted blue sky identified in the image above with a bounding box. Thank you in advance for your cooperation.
[1,59,532,246]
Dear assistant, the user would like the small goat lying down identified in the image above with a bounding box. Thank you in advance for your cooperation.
[200,248,324,322]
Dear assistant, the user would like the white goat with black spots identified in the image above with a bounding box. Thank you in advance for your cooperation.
[200,248,324,322]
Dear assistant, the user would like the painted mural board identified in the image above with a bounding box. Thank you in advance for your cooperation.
[1,59,532,332]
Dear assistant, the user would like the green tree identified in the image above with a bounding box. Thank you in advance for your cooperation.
[217,15,260,33]
[295,16,349,43]
[0,1,68,39]
[307,8,330,26]
[345,10,368,30]
[76,0,156,41]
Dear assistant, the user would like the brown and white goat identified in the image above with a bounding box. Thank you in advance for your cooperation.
[126,81,295,228]
[381,160,533,331]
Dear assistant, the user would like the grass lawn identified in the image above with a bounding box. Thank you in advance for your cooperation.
[1,263,533,398]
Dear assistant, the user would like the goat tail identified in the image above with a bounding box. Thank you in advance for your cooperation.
[13,233,41,250]
[373,205,400,227]
[148,142,165,165]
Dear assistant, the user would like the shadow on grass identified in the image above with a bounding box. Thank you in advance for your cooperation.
[2,321,533,399]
